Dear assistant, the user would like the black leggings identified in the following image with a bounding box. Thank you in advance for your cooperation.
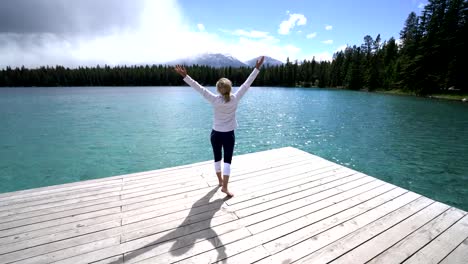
[210,130,235,164]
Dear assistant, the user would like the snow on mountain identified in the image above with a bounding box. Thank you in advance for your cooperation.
[244,56,284,67]
[167,53,247,68]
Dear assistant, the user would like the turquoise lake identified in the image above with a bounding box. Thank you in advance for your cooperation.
[0,87,467,210]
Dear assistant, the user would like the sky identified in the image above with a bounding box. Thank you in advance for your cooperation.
[0,0,427,68]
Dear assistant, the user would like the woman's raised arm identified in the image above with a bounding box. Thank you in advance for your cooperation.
[234,56,265,100]
[174,65,217,104]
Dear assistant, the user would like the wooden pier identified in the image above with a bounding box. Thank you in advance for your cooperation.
[0,147,467,263]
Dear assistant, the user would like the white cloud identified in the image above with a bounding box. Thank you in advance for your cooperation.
[235,37,300,62]
[325,25,333,30]
[278,13,307,35]
[0,0,302,67]
[232,29,270,39]
[335,45,347,52]
[223,29,279,44]
[418,3,425,8]
[322,39,333,44]
[197,23,205,31]
[306,32,317,39]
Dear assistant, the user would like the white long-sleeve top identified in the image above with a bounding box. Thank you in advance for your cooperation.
[183,68,260,132]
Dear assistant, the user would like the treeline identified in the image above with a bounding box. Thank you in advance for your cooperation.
[1,0,466,95]
[0,60,330,88]
[329,0,468,94]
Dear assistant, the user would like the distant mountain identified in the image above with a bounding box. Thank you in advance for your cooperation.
[167,53,247,68]
[244,56,284,67]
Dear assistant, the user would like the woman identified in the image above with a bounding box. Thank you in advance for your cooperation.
[174,56,265,196]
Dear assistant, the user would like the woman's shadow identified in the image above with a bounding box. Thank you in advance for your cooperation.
[111,186,231,263]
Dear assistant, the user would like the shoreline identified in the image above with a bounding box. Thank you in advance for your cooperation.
[294,85,468,102]
[372,89,468,102]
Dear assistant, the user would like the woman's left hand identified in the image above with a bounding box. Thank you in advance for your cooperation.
[256,56,265,69]
[174,65,187,78]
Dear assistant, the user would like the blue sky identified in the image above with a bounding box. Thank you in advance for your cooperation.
[177,0,427,61]
[0,0,427,67]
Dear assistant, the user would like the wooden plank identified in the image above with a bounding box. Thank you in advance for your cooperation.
[52,198,244,263]
[245,180,391,234]
[121,213,246,257]
[0,220,121,255]
[0,213,120,245]
[256,190,420,262]
[439,237,468,264]
[136,229,256,264]
[90,255,123,264]
[0,199,124,231]
[255,193,424,264]
[367,207,466,264]
[122,211,236,243]
[0,178,123,204]
[122,190,228,224]
[122,189,229,226]
[241,177,380,229]
[0,197,123,224]
[121,177,206,196]
[0,195,121,219]
[119,159,323,213]
[210,245,270,264]
[206,160,333,192]
[0,226,122,263]
[120,183,207,201]
[224,162,340,198]
[10,237,120,264]
[234,174,368,219]
[50,245,124,264]
[119,163,332,217]
[0,185,122,210]
[121,174,205,193]
[228,169,357,212]
[122,186,217,212]
[225,165,345,206]
[120,157,314,201]
[118,164,340,220]
[56,227,253,264]
[204,155,325,186]
[0,207,121,237]
[250,184,403,247]
[403,214,468,264]
[298,201,448,263]
[121,187,224,217]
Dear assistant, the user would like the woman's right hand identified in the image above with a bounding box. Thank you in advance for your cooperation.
[174,65,187,78]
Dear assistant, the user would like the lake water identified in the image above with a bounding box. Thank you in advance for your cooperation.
[1,87,467,210]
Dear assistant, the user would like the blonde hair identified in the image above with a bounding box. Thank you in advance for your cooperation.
[216,77,232,103]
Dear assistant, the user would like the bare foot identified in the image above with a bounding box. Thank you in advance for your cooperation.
[221,188,234,197]
[218,180,223,187]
